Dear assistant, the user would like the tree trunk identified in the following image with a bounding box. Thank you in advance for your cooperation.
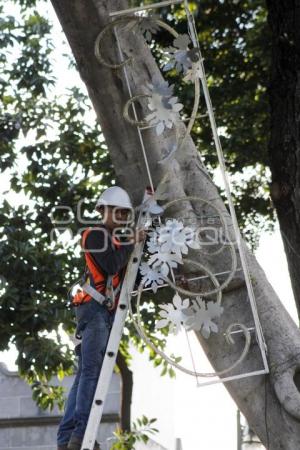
[49,0,300,447]
[267,0,300,319]
[116,350,133,432]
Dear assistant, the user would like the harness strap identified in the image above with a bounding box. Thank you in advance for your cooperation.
[105,275,114,306]
[104,275,122,309]
[82,282,110,307]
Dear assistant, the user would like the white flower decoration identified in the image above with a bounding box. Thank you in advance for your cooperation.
[138,16,160,42]
[156,220,201,257]
[145,79,183,136]
[156,293,190,335]
[123,15,160,43]
[147,230,161,254]
[147,77,174,97]
[148,250,182,277]
[184,297,224,339]
[158,220,189,256]
[142,219,201,290]
[139,262,165,293]
[183,61,204,83]
[163,34,193,74]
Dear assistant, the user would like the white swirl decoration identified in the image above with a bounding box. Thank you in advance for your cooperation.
[129,284,251,378]
[94,15,201,152]
[127,194,251,378]
[94,14,252,379]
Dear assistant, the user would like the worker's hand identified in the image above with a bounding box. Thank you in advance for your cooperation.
[128,228,147,244]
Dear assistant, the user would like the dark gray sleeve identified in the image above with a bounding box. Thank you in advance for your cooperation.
[85,228,134,275]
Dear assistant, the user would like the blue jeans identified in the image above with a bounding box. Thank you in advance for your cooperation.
[57,300,114,445]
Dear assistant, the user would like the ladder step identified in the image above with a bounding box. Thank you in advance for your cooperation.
[109,0,183,17]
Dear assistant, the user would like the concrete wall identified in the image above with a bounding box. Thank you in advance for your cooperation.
[0,362,120,450]
[135,439,168,450]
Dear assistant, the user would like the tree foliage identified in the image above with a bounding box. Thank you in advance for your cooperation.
[0,0,276,408]
[111,415,158,450]
[0,0,114,405]
[161,0,274,243]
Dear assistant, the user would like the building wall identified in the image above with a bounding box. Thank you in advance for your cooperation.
[0,362,120,450]
[135,439,168,450]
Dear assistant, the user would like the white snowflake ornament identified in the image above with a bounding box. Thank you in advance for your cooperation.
[148,250,182,276]
[156,293,190,335]
[163,34,194,74]
[138,16,160,42]
[139,262,165,293]
[183,61,204,83]
[123,15,160,42]
[147,230,161,254]
[184,297,224,339]
[147,77,174,97]
[156,220,200,258]
[145,79,183,135]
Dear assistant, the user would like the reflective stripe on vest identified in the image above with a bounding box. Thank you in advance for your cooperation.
[72,226,122,308]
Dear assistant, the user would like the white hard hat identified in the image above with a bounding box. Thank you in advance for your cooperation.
[95,186,133,210]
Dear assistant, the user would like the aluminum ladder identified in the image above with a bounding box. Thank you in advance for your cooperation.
[80,190,151,450]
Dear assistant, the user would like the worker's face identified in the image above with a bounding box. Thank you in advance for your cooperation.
[101,205,132,230]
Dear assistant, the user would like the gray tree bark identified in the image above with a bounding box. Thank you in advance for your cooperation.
[267,0,300,320]
[49,0,300,448]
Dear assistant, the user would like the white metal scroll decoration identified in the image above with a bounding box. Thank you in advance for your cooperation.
[94,0,269,386]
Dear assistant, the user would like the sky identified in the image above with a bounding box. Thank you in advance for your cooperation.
[1,2,298,450]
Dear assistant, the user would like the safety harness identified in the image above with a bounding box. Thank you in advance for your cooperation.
[70,226,123,310]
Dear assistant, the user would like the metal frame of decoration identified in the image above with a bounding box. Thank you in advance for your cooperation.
[94,15,201,153]
[94,0,269,386]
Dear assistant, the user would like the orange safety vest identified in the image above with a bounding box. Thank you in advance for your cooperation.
[72,226,123,308]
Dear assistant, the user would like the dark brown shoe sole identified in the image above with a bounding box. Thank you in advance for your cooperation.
[66,440,100,450]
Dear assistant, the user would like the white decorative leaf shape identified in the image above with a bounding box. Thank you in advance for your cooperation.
[173,34,191,50]
[162,34,194,74]
[155,293,190,335]
[207,301,224,318]
[139,262,165,293]
[159,309,169,318]
[184,298,224,339]
[145,79,183,135]
[183,61,204,83]
[173,293,183,309]
[173,103,184,113]
[153,219,198,260]
[156,318,169,329]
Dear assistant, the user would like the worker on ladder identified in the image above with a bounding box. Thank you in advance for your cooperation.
[57,186,146,450]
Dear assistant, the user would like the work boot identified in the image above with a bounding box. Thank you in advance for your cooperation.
[67,435,101,450]
[67,435,81,450]
[57,445,68,450]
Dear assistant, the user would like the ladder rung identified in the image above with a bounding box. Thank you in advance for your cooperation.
[109,0,183,17]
